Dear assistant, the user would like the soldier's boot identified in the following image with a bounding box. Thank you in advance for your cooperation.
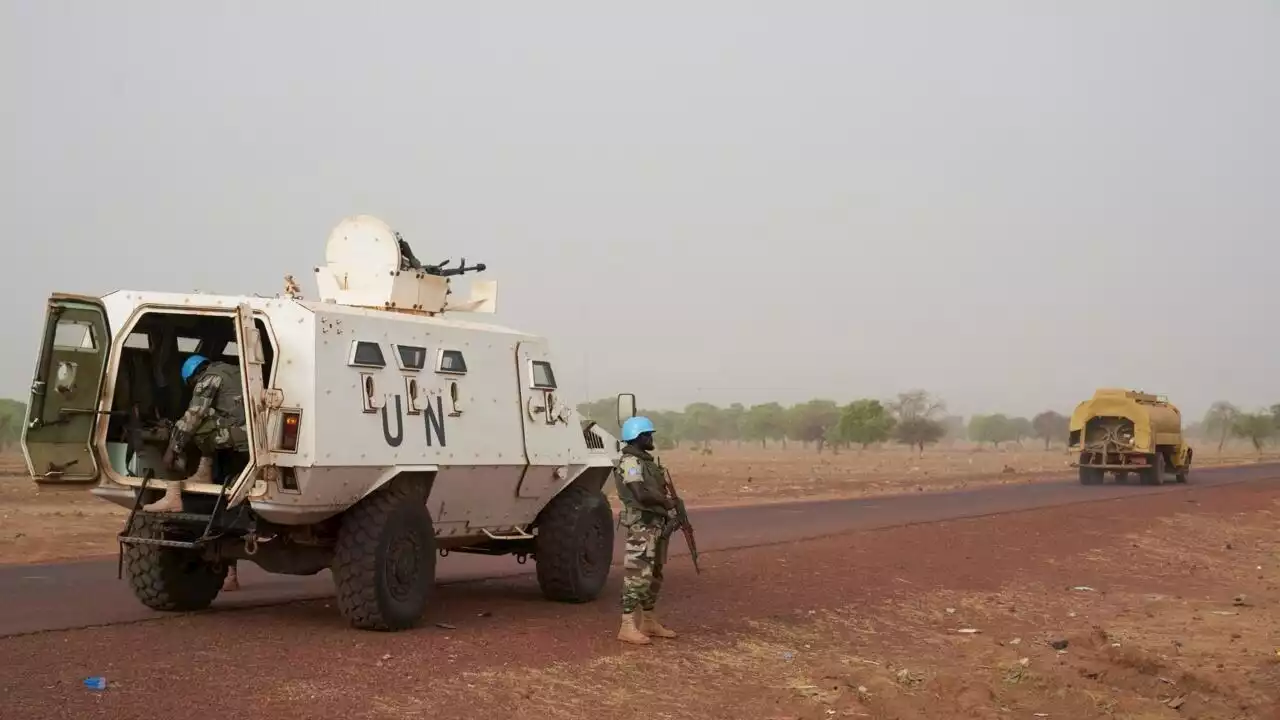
[639,608,678,639]
[141,482,184,513]
[617,612,651,645]
[188,456,214,484]
[222,563,241,592]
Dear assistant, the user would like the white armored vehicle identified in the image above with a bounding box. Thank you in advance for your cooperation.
[20,215,634,631]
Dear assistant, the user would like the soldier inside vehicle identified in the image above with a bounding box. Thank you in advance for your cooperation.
[104,311,274,491]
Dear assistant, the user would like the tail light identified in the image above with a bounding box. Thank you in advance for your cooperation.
[280,410,301,452]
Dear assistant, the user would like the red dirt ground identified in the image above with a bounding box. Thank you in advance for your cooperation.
[1,473,1277,719]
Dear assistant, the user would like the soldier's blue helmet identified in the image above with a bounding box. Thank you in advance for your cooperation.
[620,416,655,442]
[181,354,209,383]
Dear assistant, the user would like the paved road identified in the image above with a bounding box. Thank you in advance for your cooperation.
[3,462,1278,638]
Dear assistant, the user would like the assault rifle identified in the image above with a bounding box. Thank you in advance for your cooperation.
[661,468,701,574]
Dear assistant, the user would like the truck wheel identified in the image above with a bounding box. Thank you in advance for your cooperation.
[1078,467,1104,485]
[533,483,615,603]
[1175,470,1189,484]
[1140,454,1166,486]
[332,483,437,631]
[124,516,227,612]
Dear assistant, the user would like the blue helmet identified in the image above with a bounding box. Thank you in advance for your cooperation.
[181,354,210,383]
[620,415,655,442]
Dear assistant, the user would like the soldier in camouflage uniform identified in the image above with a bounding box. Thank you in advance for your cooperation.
[613,415,679,645]
[144,354,249,513]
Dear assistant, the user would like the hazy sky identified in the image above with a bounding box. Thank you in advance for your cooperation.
[3,2,1277,420]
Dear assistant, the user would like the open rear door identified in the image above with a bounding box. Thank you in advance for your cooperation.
[225,303,269,507]
[21,294,113,484]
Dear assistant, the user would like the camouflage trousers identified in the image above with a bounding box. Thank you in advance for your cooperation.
[621,518,669,614]
[191,417,250,455]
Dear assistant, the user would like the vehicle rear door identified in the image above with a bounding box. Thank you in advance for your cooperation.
[21,294,113,484]
[225,302,270,507]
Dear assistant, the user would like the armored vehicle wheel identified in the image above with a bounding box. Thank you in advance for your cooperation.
[1175,470,1189,484]
[332,482,437,631]
[533,483,614,603]
[1078,467,1104,485]
[124,516,228,612]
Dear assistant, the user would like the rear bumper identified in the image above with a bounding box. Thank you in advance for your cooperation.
[1071,449,1156,470]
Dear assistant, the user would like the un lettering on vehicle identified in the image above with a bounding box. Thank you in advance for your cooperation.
[381,393,447,448]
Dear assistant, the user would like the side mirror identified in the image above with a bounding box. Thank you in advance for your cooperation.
[616,393,636,428]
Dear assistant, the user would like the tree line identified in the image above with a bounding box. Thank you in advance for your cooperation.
[0,394,1275,456]
[578,390,1075,454]
[579,393,1280,455]
[1192,401,1280,453]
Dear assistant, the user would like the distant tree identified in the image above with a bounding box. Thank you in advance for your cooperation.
[741,402,788,449]
[968,414,1017,448]
[835,399,897,451]
[787,399,842,453]
[1010,417,1034,446]
[1232,412,1275,453]
[647,410,686,449]
[684,403,732,450]
[722,403,746,446]
[0,399,26,452]
[894,417,946,456]
[1271,404,1280,430]
[939,415,967,441]
[1203,401,1242,452]
[576,398,620,436]
[1031,410,1070,450]
[887,390,946,455]
[888,389,946,423]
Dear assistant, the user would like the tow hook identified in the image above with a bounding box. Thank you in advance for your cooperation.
[515,553,528,565]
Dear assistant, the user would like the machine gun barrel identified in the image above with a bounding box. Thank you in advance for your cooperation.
[423,257,487,277]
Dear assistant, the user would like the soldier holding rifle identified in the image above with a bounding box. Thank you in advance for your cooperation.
[613,415,700,645]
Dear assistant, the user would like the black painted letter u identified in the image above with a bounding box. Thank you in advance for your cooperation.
[381,395,404,447]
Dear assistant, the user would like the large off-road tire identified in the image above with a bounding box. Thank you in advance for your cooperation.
[332,482,437,632]
[533,483,615,603]
[1078,467,1105,485]
[124,516,228,612]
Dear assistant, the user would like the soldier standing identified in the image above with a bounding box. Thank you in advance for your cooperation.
[144,354,250,512]
[614,416,679,645]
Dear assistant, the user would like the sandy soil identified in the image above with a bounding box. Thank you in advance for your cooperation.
[0,469,1276,719]
[0,442,1272,565]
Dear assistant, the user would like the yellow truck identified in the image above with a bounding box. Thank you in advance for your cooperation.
[1068,388,1192,486]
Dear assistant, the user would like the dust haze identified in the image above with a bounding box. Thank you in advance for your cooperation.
[2,3,1276,419]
